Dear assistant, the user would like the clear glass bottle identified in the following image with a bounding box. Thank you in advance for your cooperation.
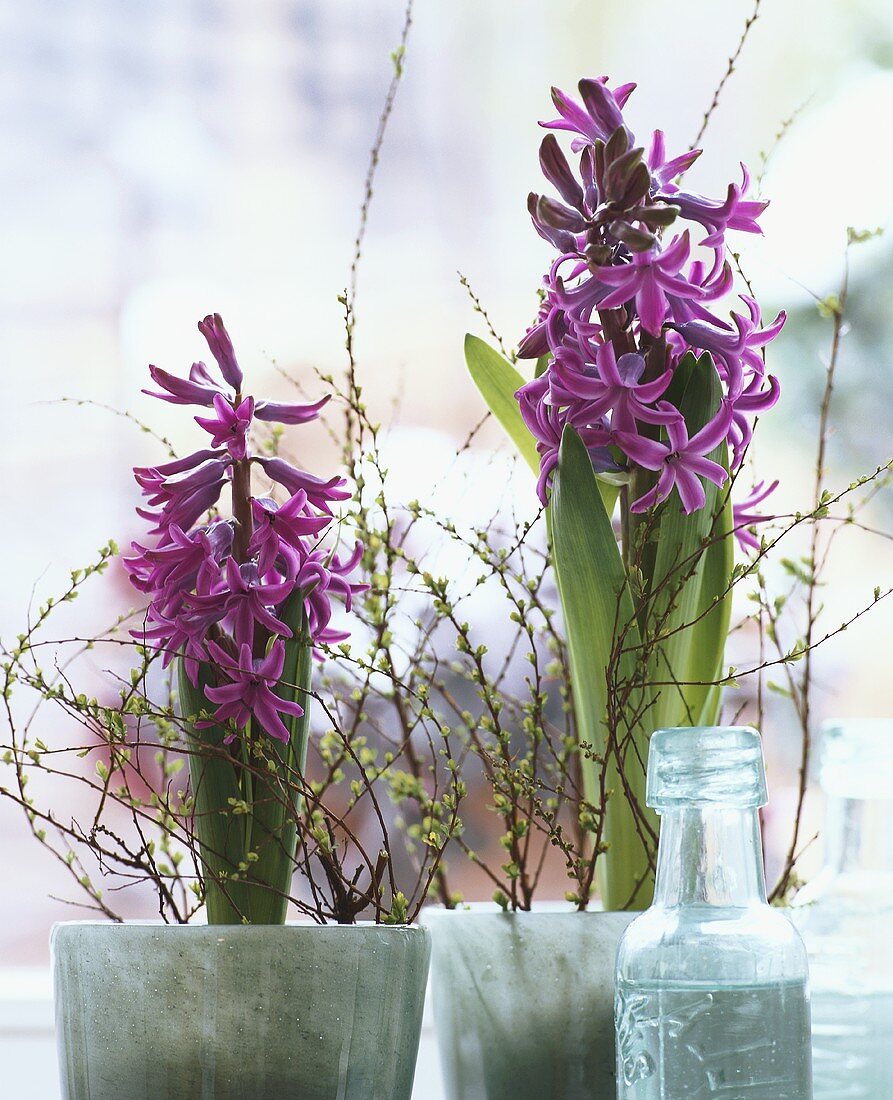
[792,719,893,1098]
[614,726,813,1099]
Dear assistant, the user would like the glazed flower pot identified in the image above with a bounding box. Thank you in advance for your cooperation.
[422,905,636,1100]
[52,921,430,1100]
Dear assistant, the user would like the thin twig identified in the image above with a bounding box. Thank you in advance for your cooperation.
[688,0,763,154]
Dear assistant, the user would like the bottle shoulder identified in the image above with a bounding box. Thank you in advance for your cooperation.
[617,903,808,985]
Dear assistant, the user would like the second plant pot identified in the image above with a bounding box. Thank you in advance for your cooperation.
[422,905,636,1100]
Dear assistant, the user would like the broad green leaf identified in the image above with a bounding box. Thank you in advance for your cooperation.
[645,352,734,730]
[464,334,539,474]
[179,661,250,924]
[239,595,312,923]
[278,591,313,784]
[552,426,655,909]
[178,603,312,925]
[688,494,734,726]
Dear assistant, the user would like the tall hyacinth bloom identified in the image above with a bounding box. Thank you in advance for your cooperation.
[516,77,785,537]
[125,313,364,743]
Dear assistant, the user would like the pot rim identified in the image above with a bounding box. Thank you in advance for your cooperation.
[51,919,429,934]
[420,901,639,919]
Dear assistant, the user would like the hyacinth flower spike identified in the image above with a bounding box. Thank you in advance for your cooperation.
[463,73,786,910]
[127,313,362,924]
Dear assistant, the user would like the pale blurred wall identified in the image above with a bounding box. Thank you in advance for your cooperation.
[0,0,891,961]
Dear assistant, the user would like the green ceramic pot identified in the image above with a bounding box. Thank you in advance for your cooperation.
[422,906,636,1100]
[52,921,431,1100]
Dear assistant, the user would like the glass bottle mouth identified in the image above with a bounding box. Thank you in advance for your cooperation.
[646,726,768,811]
[819,719,893,799]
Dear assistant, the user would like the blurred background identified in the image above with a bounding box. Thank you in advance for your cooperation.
[1,0,891,965]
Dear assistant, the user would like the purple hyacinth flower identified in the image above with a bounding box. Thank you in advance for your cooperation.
[617,401,732,515]
[656,168,768,248]
[124,521,232,610]
[646,129,702,188]
[540,77,635,148]
[195,393,255,461]
[135,605,210,685]
[133,448,226,483]
[538,133,584,210]
[254,395,330,425]
[144,364,222,407]
[595,232,703,336]
[550,343,678,433]
[255,456,351,514]
[197,313,243,392]
[727,373,781,468]
[201,640,304,744]
[296,541,367,649]
[518,264,575,358]
[134,456,231,537]
[732,480,778,552]
[128,310,365,741]
[553,270,612,326]
[665,257,735,327]
[136,476,229,537]
[248,491,332,577]
[134,456,231,505]
[186,556,295,648]
[673,296,786,391]
[516,373,613,503]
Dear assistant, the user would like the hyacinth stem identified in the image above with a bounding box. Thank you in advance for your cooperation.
[181,597,313,924]
[230,456,253,565]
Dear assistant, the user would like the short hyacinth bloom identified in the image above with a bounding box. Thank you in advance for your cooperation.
[516,77,785,538]
[125,314,364,742]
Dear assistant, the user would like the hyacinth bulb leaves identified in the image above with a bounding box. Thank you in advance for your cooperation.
[685,493,734,728]
[278,592,314,787]
[648,353,734,732]
[551,425,655,910]
[178,660,255,924]
[178,606,312,925]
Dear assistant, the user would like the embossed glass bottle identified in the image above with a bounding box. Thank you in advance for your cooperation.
[792,719,893,1098]
[614,726,813,1099]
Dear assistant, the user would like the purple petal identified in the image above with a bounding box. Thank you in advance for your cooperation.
[674,464,707,514]
[144,365,220,407]
[254,395,330,425]
[613,430,668,470]
[198,313,243,391]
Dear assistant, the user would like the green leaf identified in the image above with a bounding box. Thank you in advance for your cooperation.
[687,494,734,726]
[278,591,313,787]
[179,661,249,924]
[178,604,313,925]
[551,425,653,909]
[464,334,539,474]
[646,352,734,731]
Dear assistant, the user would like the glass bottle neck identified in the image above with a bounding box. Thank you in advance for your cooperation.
[823,794,893,876]
[653,806,767,908]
